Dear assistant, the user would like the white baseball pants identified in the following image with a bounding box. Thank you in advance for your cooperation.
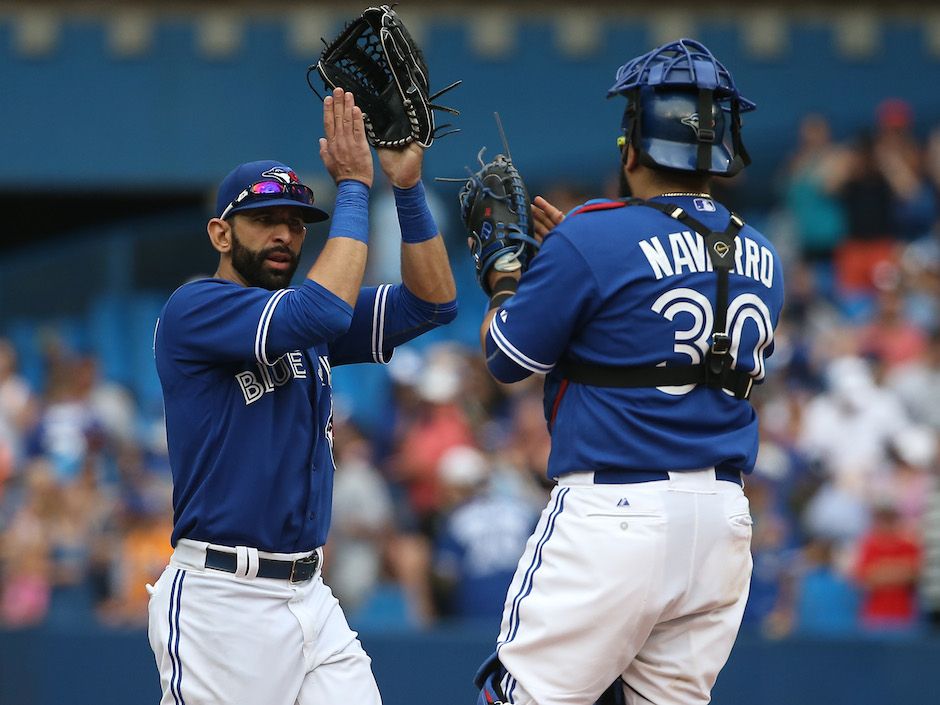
[494,468,753,705]
[147,539,382,705]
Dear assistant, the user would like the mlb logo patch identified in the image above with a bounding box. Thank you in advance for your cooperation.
[693,198,716,212]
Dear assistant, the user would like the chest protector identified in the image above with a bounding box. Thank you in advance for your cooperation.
[558,199,754,400]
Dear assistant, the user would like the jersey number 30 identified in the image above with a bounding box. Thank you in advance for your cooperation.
[652,287,774,396]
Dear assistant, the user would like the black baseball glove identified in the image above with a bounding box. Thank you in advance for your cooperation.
[458,149,541,295]
[308,5,460,148]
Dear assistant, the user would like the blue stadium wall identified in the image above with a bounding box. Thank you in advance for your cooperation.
[0,13,937,195]
[1,625,939,704]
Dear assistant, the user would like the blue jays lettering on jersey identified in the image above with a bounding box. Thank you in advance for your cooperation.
[155,277,456,553]
[484,195,784,479]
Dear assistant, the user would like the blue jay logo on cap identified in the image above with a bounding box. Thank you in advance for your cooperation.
[261,166,300,185]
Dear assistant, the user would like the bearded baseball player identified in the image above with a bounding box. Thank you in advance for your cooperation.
[463,40,784,705]
[146,88,456,705]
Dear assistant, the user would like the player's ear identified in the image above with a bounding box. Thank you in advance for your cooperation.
[623,143,640,172]
[207,218,233,254]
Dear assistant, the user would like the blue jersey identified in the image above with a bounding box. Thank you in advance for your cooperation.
[155,277,456,552]
[485,195,784,479]
[434,494,540,620]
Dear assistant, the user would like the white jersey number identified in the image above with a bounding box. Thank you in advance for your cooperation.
[651,287,774,396]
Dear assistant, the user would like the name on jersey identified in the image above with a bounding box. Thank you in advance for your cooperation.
[639,231,774,288]
[235,351,308,405]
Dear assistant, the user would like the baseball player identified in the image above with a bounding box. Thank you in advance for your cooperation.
[146,88,457,705]
[469,40,784,705]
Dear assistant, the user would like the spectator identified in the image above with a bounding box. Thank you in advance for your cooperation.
[98,491,172,627]
[832,130,898,296]
[854,499,922,632]
[880,427,936,533]
[0,463,55,627]
[327,421,396,614]
[793,538,860,636]
[798,356,910,495]
[43,460,113,627]
[923,454,940,630]
[97,441,173,625]
[499,386,554,497]
[897,220,940,331]
[888,329,940,430]
[782,114,848,268]
[0,338,37,446]
[739,474,799,638]
[25,355,107,484]
[855,283,928,373]
[832,102,937,302]
[431,446,538,625]
[392,346,475,535]
[873,99,937,243]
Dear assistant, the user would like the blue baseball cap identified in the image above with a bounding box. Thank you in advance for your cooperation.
[215,160,329,223]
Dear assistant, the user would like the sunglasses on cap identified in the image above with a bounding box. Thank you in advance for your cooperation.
[220,180,317,220]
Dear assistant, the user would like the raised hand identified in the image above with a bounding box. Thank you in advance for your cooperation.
[319,88,374,188]
[377,142,424,189]
[531,196,565,243]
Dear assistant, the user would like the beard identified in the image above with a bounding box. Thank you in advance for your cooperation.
[230,228,301,290]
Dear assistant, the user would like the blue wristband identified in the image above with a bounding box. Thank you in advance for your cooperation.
[393,181,439,244]
[328,180,370,244]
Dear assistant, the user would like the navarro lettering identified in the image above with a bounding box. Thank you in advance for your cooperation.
[639,231,774,288]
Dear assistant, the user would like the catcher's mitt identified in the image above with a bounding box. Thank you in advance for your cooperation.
[457,149,541,295]
[308,5,460,148]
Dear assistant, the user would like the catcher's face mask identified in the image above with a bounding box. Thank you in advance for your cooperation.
[607,38,755,177]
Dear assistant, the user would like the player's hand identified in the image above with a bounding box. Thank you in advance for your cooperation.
[465,235,523,294]
[319,88,374,188]
[377,142,424,188]
[531,195,565,243]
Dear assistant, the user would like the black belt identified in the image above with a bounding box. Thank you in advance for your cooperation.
[586,468,743,486]
[204,548,320,583]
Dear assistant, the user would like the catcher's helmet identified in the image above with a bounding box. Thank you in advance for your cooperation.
[607,38,755,177]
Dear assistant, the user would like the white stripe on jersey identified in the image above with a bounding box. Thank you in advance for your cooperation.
[318,355,332,384]
[489,315,554,374]
[371,284,392,363]
[255,289,291,366]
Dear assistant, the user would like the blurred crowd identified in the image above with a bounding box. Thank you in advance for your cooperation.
[2,98,940,639]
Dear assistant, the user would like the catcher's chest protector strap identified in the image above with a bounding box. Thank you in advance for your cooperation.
[559,199,754,400]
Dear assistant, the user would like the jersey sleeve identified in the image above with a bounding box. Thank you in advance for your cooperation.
[158,278,353,365]
[485,233,598,383]
[328,284,458,366]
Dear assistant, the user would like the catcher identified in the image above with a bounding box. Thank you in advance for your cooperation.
[459,39,784,705]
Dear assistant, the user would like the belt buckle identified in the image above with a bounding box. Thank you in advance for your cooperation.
[289,553,318,584]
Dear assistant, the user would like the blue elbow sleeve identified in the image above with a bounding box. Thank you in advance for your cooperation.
[289,279,354,341]
[485,330,533,383]
[434,298,459,325]
[319,301,354,339]
[399,285,458,327]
